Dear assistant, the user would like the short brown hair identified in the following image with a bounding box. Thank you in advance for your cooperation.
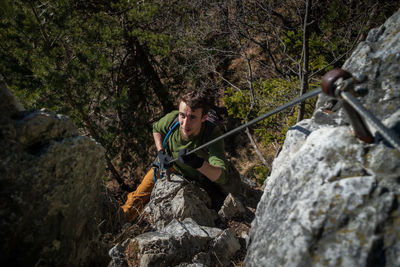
[179,90,211,116]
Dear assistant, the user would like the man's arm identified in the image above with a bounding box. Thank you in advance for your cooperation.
[154,132,174,168]
[200,125,226,182]
[178,149,223,182]
[197,162,222,182]
[152,110,179,152]
[153,132,164,152]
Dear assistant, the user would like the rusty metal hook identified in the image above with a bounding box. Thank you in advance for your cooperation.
[321,69,400,153]
[321,68,374,143]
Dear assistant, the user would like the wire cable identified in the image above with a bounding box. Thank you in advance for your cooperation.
[169,87,322,163]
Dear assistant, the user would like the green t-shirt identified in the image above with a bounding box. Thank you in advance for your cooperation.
[152,110,227,184]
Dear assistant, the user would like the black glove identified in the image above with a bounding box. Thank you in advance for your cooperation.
[157,150,172,169]
[178,148,204,169]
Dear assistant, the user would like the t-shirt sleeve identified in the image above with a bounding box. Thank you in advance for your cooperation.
[152,110,179,136]
[207,126,228,184]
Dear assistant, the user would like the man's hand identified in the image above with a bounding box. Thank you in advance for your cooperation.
[157,150,172,169]
[178,148,204,169]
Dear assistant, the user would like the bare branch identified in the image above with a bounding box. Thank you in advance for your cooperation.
[245,127,269,167]
[29,1,51,47]
[297,0,311,122]
[213,71,243,92]
[232,30,269,167]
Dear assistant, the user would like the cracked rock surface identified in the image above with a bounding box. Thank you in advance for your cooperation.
[109,175,243,267]
[245,10,400,267]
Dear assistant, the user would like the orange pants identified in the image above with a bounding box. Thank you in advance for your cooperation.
[121,167,174,222]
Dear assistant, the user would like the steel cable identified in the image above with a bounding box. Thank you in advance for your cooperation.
[169,87,322,163]
[169,76,400,164]
[341,91,400,152]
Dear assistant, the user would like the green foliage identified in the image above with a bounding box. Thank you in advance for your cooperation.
[0,0,179,179]
[281,30,335,71]
[125,1,172,56]
[223,88,252,122]
[253,165,269,186]
[224,77,318,145]
[279,0,400,75]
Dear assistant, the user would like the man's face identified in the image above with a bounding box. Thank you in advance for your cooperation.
[178,101,207,140]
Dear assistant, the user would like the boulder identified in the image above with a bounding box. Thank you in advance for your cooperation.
[109,174,245,266]
[109,218,240,267]
[0,78,107,266]
[0,74,24,116]
[245,10,400,267]
[218,193,246,220]
[143,174,219,229]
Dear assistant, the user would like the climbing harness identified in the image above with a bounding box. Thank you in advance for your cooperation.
[151,156,171,182]
[151,157,161,183]
[166,68,400,164]
[163,120,180,149]
[150,120,180,183]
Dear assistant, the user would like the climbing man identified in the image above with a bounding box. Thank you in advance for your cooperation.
[121,89,251,222]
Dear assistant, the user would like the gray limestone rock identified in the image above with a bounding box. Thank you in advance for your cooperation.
[143,174,218,229]
[15,109,78,146]
[211,227,241,265]
[0,74,24,116]
[118,218,239,267]
[109,175,243,266]
[0,81,107,266]
[218,193,246,219]
[245,9,400,267]
[108,239,130,267]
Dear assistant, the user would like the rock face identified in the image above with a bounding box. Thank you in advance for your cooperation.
[143,174,219,230]
[0,76,107,266]
[245,10,400,267]
[109,174,242,267]
[112,218,239,267]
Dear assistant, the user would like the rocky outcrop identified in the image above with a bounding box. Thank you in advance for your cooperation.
[110,217,240,267]
[245,10,400,267]
[143,175,219,229]
[109,174,244,267]
[218,193,246,220]
[0,76,107,266]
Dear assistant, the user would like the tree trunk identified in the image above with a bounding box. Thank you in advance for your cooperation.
[133,38,175,112]
[297,0,311,122]
[245,127,269,167]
